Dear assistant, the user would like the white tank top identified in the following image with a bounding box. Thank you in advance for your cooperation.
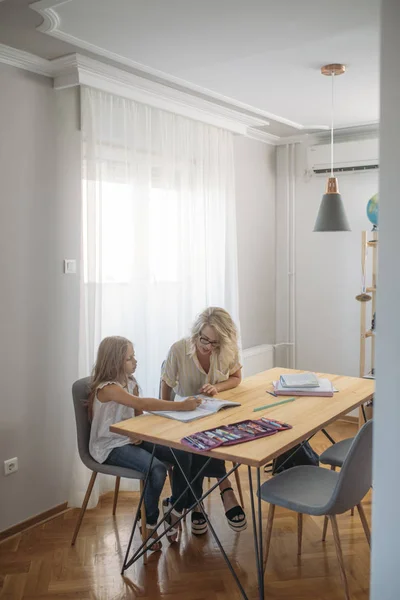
[89,378,137,464]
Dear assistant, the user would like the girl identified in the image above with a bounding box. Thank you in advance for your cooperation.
[88,336,200,551]
[161,307,247,535]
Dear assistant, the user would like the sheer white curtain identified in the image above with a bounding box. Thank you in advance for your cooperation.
[69,86,239,507]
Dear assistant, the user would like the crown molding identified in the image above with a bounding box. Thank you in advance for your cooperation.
[274,122,380,146]
[29,0,328,133]
[0,44,272,135]
[246,128,280,146]
[51,53,274,134]
[0,42,380,145]
[30,0,66,33]
[0,43,52,77]
[314,122,380,144]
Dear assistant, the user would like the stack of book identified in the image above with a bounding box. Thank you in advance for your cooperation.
[273,372,334,397]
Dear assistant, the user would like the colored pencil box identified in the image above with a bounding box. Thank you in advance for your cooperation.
[181,417,292,452]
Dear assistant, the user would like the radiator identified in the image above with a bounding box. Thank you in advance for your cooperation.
[242,344,274,377]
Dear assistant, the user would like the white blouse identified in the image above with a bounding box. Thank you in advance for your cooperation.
[162,338,241,397]
[89,377,137,464]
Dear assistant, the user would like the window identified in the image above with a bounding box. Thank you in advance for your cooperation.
[82,181,179,284]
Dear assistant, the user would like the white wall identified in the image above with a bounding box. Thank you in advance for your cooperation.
[0,68,275,530]
[0,64,81,531]
[371,0,400,596]
[276,140,379,376]
[234,136,276,350]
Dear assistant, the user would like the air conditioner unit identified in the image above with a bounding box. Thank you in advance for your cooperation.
[307,139,379,175]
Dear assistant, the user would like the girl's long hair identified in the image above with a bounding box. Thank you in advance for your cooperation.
[190,307,239,365]
[88,336,131,420]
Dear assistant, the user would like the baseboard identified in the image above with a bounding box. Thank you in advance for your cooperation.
[0,502,69,542]
[339,416,359,424]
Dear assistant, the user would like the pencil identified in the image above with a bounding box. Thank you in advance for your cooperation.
[253,397,296,412]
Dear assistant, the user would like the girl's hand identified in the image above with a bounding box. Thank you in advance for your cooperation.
[180,397,202,411]
[200,384,218,396]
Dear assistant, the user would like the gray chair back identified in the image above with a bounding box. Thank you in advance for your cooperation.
[159,361,175,400]
[72,377,146,480]
[326,419,373,514]
[72,376,95,470]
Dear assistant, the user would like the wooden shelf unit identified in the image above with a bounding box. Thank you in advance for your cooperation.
[358,230,377,426]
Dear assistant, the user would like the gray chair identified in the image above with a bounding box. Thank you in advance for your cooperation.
[71,377,149,558]
[258,420,372,600]
[159,363,245,508]
[320,437,354,468]
[320,436,356,530]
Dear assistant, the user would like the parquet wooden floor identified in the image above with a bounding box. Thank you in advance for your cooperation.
[0,422,371,600]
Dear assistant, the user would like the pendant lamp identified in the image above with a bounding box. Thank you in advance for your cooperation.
[314,64,351,232]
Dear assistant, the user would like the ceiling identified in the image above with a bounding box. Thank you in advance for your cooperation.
[0,0,381,138]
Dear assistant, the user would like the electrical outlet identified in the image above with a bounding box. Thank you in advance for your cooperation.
[4,457,18,476]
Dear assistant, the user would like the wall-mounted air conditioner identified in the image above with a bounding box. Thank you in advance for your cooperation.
[307,138,379,175]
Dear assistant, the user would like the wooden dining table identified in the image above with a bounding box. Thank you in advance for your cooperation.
[111,367,374,599]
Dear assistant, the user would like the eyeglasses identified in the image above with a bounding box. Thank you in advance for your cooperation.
[199,336,219,348]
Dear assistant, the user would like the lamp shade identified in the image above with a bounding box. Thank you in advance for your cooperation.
[314,193,351,231]
[314,177,351,232]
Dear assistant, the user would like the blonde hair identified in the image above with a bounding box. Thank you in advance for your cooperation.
[88,336,131,420]
[191,307,239,364]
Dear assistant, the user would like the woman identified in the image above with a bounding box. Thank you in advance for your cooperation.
[161,307,247,535]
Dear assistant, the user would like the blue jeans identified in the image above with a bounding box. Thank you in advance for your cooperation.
[105,442,192,524]
[186,456,227,508]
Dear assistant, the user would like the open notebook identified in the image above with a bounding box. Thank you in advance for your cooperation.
[148,395,241,422]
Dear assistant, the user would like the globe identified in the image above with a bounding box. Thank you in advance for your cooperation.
[367,193,379,228]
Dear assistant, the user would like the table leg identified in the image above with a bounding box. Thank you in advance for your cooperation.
[321,429,336,445]
[248,466,265,600]
[361,404,368,423]
[123,453,214,568]
[257,468,264,598]
[121,445,155,574]
[171,448,248,600]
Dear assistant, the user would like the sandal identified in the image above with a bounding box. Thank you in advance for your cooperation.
[191,507,208,536]
[220,487,247,532]
[139,521,162,552]
[162,498,182,543]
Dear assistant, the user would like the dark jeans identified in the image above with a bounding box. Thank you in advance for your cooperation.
[105,442,192,524]
[186,455,227,508]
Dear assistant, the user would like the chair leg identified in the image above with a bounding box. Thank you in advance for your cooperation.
[140,480,147,565]
[350,507,354,516]
[329,515,350,600]
[322,516,329,541]
[232,462,245,508]
[71,471,97,546]
[112,476,120,516]
[297,513,303,555]
[263,504,275,573]
[357,503,371,547]
[322,466,335,541]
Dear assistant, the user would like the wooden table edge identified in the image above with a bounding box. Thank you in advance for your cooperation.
[110,393,372,469]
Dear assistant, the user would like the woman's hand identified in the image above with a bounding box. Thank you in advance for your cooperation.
[200,384,218,396]
[180,397,202,411]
